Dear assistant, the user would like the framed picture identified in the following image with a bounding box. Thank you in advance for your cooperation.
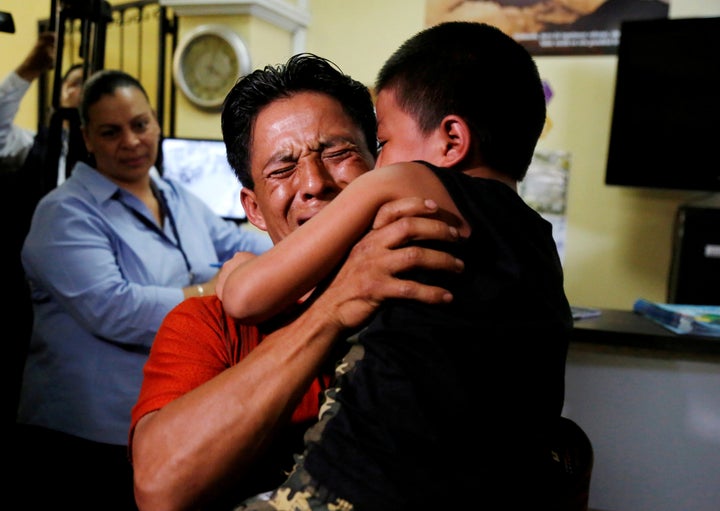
[425,0,670,55]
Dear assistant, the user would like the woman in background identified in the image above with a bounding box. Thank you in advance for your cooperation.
[14,69,271,511]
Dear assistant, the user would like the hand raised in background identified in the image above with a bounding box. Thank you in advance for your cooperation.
[16,31,57,82]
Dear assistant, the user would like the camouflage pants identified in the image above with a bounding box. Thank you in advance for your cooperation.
[233,344,366,511]
[233,458,354,511]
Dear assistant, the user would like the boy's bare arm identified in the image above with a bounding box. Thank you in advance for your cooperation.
[132,198,462,511]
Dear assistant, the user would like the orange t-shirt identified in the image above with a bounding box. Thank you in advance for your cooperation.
[129,295,330,447]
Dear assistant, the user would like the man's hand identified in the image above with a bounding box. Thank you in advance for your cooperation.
[310,197,464,332]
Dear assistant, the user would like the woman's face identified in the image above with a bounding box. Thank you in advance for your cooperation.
[60,67,84,109]
[82,86,160,184]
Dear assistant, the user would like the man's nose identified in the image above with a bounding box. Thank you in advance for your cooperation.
[297,156,339,199]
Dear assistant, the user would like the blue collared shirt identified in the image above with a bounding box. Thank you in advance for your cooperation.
[17,161,272,444]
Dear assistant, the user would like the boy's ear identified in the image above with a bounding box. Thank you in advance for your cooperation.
[438,115,471,167]
[240,188,267,232]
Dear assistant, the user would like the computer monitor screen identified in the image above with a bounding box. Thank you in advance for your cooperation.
[604,17,720,192]
[160,137,246,221]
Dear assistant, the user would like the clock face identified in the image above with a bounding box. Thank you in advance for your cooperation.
[173,25,251,110]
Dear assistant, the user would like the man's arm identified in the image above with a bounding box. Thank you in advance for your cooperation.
[220,163,459,323]
[131,198,463,511]
[0,32,56,170]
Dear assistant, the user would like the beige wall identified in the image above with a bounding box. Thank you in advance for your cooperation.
[171,14,299,138]
[303,0,720,312]
[0,0,167,129]
[3,0,719,309]
[1,0,51,130]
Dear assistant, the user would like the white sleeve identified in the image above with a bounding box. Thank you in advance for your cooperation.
[0,71,36,173]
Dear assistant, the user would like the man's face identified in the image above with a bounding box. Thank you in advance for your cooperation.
[241,91,375,243]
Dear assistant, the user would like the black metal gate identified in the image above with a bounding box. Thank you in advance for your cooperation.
[38,0,178,136]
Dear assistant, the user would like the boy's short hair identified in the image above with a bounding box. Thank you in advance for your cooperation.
[375,21,546,181]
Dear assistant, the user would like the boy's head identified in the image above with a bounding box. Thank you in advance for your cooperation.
[374,21,546,181]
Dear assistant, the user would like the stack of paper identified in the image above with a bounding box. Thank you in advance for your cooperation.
[633,299,720,338]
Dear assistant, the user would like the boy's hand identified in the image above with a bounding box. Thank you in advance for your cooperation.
[310,197,463,332]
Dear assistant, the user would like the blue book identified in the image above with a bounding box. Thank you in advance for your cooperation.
[633,299,720,338]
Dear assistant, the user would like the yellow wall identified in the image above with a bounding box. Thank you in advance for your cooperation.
[3,0,719,310]
[172,14,292,139]
[0,0,167,129]
[1,0,51,130]
[302,0,720,311]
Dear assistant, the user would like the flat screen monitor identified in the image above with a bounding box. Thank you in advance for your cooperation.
[160,137,246,221]
[604,17,720,192]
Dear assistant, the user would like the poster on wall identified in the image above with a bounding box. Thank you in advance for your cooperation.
[425,0,670,55]
[519,150,571,262]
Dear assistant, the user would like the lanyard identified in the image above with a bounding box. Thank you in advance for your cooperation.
[113,181,195,284]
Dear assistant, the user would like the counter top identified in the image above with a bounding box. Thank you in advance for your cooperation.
[571,308,720,357]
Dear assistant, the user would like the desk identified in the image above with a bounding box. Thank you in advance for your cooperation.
[571,308,720,357]
[565,308,720,511]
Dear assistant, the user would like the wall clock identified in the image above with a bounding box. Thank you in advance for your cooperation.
[173,24,251,110]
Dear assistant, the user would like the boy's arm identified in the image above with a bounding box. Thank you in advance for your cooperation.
[131,198,463,511]
[214,251,256,300]
[221,162,453,322]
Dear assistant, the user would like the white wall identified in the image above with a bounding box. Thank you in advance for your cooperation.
[564,345,720,511]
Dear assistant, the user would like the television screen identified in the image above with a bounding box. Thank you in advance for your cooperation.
[605,17,720,192]
[160,137,246,221]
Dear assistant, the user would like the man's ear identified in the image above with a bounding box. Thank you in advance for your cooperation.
[438,115,471,167]
[240,188,267,232]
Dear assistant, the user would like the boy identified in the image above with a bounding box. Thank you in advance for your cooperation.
[223,21,572,510]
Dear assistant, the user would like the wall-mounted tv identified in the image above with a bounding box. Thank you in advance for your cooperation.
[605,16,720,192]
[160,137,246,221]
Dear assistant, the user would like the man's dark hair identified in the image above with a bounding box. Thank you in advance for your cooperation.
[221,53,377,189]
[375,21,546,181]
[79,69,149,127]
